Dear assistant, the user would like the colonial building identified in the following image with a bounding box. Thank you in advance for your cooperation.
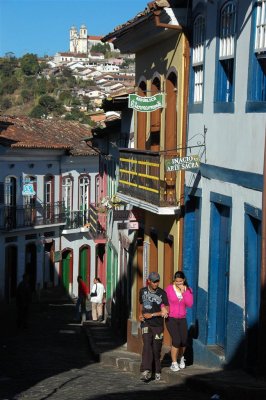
[102,0,190,353]
[0,116,106,302]
[184,0,266,371]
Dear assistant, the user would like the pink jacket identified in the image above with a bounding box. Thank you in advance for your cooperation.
[165,284,193,318]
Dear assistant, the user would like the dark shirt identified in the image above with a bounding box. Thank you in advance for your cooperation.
[78,280,88,298]
[139,286,169,327]
[16,280,31,307]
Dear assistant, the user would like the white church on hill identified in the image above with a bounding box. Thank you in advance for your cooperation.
[69,25,115,54]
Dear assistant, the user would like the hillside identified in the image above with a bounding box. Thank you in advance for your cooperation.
[0,54,98,125]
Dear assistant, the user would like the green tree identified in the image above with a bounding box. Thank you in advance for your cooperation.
[20,53,40,76]
[38,94,57,112]
[0,75,19,95]
[58,90,73,106]
[35,77,48,96]
[29,104,46,118]
[91,43,111,54]
[21,89,33,103]
[0,58,18,77]
[0,97,12,110]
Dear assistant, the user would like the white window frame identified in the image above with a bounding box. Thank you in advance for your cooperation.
[219,1,236,59]
[79,176,90,211]
[62,176,72,211]
[192,15,205,103]
[255,0,266,53]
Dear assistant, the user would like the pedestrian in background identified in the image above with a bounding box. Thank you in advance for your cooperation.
[16,273,32,329]
[75,275,89,323]
[165,270,193,372]
[138,272,169,382]
[90,277,105,322]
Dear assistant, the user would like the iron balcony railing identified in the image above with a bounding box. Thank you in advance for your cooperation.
[89,203,107,240]
[118,149,179,207]
[63,209,90,230]
[0,202,65,231]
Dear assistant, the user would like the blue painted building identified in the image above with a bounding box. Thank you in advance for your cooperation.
[184,0,266,370]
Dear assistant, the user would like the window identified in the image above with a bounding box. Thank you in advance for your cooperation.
[5,177,16,206]
[247,0,266,110]
[79,175,90,211]
[215,1,236,109]
[62,176,72,211]
[192,15,205,104]
[255,0,266,53]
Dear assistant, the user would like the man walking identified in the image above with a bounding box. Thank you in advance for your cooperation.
[75,275,88,323]
[90,277,106,322]
[139,272,169,382]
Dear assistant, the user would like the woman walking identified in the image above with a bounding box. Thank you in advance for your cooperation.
[165,271,193,371]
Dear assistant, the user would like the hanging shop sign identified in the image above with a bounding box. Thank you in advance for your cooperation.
[118,221,139,230]
[22,183,36,196]
[165,155,200,172]
[128,93,165,112]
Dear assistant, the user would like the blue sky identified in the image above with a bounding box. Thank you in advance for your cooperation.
[0,0,147,57]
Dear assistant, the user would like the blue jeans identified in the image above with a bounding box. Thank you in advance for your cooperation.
[75,296,86,322]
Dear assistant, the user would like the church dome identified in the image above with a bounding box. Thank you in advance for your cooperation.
[80,24,87,29]
[70,25,77,31]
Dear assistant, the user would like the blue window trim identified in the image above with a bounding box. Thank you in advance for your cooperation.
[208,192,232,345]
[246,1,266,112]
[185,185,202,199]
[214,101,234,113]
[244,203,262,221]
[189,5,206,114]
[200,163,263,192]
[214,1,237,113]
[210,192,232,207]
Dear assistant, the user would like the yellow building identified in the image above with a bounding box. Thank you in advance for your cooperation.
[103,1,190,353]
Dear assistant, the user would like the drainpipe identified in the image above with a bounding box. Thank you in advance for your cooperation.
[258,130,266,374]
[147,2,183,31]
[178,34,190,270]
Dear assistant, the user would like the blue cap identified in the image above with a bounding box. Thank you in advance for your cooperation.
[148,272,160,282]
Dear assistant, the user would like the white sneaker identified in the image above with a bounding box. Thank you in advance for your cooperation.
[140,370,152,382]
[179,356,186,369]
[170,362,180,372]
[155,373,161,381]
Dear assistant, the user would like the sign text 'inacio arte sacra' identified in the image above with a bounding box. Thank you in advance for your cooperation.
[165,155,200,172]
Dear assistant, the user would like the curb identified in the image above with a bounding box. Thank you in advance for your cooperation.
[83,322,266,400]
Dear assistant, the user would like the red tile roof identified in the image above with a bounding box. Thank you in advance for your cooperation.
[0,115,97,156]
[88,35,103,40]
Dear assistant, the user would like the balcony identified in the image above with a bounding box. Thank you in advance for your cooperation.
[89,203,107,243]
[61,210,90,234]
[118,149,181,215]
[0,202,65,231]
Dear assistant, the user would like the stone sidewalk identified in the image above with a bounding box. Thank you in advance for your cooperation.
[83,320,266,400]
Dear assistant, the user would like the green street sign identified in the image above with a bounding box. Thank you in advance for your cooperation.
[128,93,164,112]
[165,155,200,172]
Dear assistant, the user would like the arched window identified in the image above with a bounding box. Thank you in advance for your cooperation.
[44,175,54,222]
[62,175,73,211]
[165,71,177,151]
[216,1,236,105]
[5,176,16,206]
[192,15,205,103]
[79,175,90,211]
[150,77,161,151]
[247,0,266,107]
[137,81,147,150]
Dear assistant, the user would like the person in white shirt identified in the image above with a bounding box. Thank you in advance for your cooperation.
[90,277,106,321]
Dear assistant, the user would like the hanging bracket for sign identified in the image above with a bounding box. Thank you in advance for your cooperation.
[128,93,165,112]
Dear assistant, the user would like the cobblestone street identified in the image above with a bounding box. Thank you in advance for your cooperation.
[0,298,210,400]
